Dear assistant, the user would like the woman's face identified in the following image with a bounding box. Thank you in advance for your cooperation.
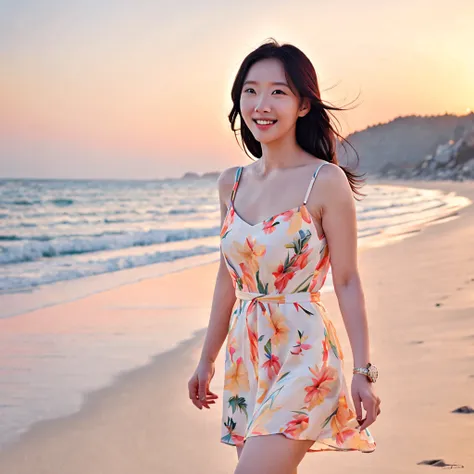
[240,58,309,145]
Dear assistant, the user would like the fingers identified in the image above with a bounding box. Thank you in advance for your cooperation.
[188,375,200,409]
[196,393,218,410]
[188,375,219,410]
[352,390,363,423]
[198,379,209,408]
[358,395,381,431]
[376,395,382,416]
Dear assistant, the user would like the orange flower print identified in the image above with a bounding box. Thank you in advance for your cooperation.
[233,236,266,274]
[330,394,358,447]
[283,412,309,438]
[247,298,267,315]
[280,208,297,222]
[300,204,313,224]
[316,245,329,270]
[262,339,282,380]
[248,398,284,436]
[224,356,250,395]
[293,246,312,270]
[309,245,329,290]
[322,316,343,360]
[266,306,290,347]
[239,262,257,293]
[220,206,235,239]
[308,271,320,292]
[273,230,313,292]
[256,377,270,404]
[272,263,297,293]
[232,433,245,447]
[246,317,259,377]
[321,337,329,365]
[286,209,302,235]
[226,335,239,362]
[304,364,338,410]
[262,216,280,234]
[290,330,312,355]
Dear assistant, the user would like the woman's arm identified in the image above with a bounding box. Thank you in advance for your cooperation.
[198,167,239,364]
[316,164,370,367]
[314,164,379,431]
[188,167,239,410]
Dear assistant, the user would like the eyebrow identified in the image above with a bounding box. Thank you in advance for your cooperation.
[243,80,290,87]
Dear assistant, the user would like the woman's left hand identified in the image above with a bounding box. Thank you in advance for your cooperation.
[351,374,381,431]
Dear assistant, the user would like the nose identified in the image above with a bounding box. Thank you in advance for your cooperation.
[254,95,271,113]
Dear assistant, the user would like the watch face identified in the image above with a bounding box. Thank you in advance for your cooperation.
[368,365,378,382]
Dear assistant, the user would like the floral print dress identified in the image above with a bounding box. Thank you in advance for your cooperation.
[219,163,376,453]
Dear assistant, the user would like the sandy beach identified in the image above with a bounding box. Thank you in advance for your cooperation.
[0,179,473,474]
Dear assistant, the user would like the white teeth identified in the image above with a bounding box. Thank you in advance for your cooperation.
[256,120,276,125]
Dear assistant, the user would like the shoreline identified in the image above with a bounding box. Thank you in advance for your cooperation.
[0,179,473,473]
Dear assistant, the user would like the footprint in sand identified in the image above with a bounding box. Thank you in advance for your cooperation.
[417,458,464,468]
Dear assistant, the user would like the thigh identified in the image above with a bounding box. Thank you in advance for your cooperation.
[234,434,313,474]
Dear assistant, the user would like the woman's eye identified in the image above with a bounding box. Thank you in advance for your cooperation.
[242,88,285,95]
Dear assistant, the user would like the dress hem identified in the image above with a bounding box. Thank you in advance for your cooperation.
[220,431,376,454]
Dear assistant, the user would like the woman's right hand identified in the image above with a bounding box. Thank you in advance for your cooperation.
[187,359,219,410]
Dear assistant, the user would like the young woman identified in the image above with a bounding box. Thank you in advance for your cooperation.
[188,38,381,474]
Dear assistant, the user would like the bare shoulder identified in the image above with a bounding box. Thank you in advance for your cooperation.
[217,165,240,205]
[318,162,353,202]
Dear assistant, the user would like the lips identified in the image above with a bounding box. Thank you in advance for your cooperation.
[253,119,277,131]
[253,119,277,124]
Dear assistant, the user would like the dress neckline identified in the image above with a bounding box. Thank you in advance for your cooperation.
[227,201,326,240]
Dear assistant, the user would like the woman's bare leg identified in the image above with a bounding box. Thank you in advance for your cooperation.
[238,448,297,473]
[236,441,299,473]
[234,434,311,474]
[237,442,297,473]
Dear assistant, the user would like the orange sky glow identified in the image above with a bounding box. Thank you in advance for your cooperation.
[0,0,473,179]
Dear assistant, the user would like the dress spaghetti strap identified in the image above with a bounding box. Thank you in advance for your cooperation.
[229,166,243,206]
[303,162,329,205]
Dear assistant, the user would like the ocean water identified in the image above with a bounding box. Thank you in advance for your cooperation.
[0,177,221,295]
[0,176,471,451]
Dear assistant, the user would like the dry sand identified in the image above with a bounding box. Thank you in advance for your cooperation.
[0,180,473,474]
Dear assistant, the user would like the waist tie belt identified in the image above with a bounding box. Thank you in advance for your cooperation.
[235,289,321,304]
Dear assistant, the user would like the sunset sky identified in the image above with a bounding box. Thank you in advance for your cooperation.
[1,0,472,179]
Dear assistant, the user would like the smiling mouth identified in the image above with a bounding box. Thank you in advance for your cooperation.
[253,119,278,124]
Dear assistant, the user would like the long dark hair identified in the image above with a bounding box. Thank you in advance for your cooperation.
[228,38,366,200]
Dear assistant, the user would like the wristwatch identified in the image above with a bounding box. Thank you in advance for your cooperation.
[353,362,378,383]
